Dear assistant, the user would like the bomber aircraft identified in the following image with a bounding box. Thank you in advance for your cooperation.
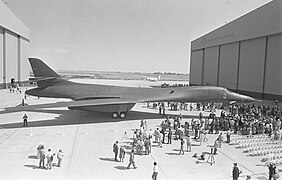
[5,58,255,119]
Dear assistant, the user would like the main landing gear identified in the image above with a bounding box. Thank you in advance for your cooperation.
[112,112,127,119]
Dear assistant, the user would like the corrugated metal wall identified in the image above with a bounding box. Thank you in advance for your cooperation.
[0,1,30,89]
[0,28,30,88]
[190,34,282,100]
[190,0,282,100]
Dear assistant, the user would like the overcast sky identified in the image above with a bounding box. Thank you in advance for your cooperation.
[5,0,271,73]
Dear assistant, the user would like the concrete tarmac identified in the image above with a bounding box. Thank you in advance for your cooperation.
[0,87,275,180]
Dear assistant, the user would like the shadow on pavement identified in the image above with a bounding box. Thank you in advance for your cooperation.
[166,152,180,156]
[99,157,118,162]
[114,166,128,170]
[0,106,199,129]
[24,164,40,169]
[28,155,38,159]
[0,109,163,129]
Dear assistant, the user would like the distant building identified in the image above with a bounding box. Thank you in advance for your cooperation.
[0,1,30,89]
[190,0,281,101]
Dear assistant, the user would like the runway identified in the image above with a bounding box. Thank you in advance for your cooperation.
[0,81,273,180]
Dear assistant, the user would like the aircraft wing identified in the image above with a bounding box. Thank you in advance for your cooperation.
[3,98,139,112]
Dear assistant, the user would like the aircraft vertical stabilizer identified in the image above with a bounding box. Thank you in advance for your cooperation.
[29,58,60,78]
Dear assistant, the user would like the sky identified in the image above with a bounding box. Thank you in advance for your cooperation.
[5,0,271,73]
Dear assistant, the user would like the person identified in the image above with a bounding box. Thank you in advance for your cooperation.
[46,149,53,170]
[218,133,223,148]
[113,141,119,161]
[167,128,172,144]
[144,138,150,155]
[23,113,28,127]
[159,133,163,148]
[121,131,128,143]
[232,163,242,180]
[160,128,165,143]
[246,175,251,180]
[119,146,125,162]
[214,138,219,155]
[39,145,45,168]
[186,135,191,152]
[152,162,158,180]
[196,153,206,164]
[154,128,160,143]
[127,150,137,169]
[159,105,162,115]
[268,162,277,180]
[203,130,208,142]
[227,129,231,143]
[57,149,63,167]
[140,118,144,129]
[162,106,166,117]
[179,138,185,155]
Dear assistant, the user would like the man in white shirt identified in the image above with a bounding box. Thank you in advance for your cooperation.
[46,149,53,170]
[152,162,158,180]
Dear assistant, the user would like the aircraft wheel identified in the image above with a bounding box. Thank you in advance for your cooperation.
[112,112,119,118]
[119,112,126,119]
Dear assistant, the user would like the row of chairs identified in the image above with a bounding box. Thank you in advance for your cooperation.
[235,137,271,144]
[250,146,282,156]
[237,140,279,148]
[245,142,281,152]
[262,152,282,162]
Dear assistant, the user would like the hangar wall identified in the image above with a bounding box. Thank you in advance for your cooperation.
[0,1,30,89]
[190,0,282,101]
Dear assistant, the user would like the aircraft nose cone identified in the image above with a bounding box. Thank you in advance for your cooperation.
[239,94,256,103]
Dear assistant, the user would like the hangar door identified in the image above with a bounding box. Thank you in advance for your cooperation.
[238,37,266,93]
[264,34,282,97]
[203,46,219,86]
[6,31,18,84]
[19,38,29,81]
[0,29,3,84]
[218,42,239,90]
[190,50,203,85]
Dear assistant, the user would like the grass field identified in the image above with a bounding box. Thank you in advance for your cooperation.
[58,70,189,81]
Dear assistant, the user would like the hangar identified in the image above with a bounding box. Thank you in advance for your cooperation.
[190,0,282,101]
[0,1,30,89]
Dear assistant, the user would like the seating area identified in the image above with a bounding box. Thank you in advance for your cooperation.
[230,134,282,166]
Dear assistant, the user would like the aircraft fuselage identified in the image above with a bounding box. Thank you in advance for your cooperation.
[26,80,254,104]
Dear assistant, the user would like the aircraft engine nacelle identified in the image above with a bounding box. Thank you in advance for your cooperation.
[68,103,135,113]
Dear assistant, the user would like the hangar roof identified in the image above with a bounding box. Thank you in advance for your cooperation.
[0,1,30,40]
[191,0,281,51]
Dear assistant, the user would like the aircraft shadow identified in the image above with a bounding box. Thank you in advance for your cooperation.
[0,109,197,129]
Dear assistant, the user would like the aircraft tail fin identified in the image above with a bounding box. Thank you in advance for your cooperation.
[28,58,64,87]
[29,58,60,78]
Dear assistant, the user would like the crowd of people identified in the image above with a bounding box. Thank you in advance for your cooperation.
[200,102,282,139]
[112,100,281,179]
